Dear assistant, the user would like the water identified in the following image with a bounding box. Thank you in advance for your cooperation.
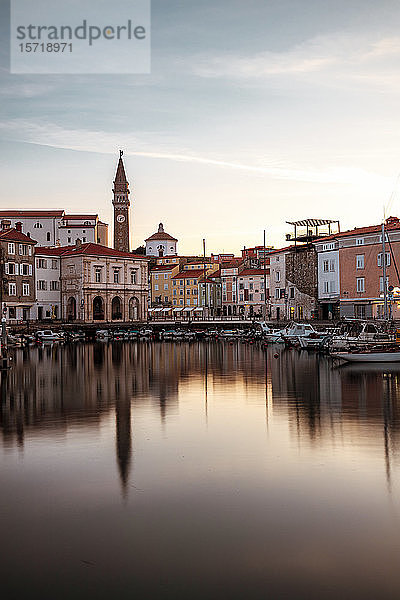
[1,341,400,599]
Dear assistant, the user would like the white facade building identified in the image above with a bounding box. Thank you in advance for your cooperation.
[0,211,108,248]
[314,240,340,319]
[33,247,63,320]
[269,249,289,320]
[145,223,178,257]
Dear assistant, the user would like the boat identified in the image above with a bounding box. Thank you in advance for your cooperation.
[332,347,400,362]
[280,322,318,346]
[257,322,284,343]
[329,320,391,351]
[35,330,62,342]
[96,329,112,340]
[298,332,333,350]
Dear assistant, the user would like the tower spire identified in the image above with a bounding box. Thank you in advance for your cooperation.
[112,151,131,252]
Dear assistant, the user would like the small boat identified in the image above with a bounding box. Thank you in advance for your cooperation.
[298,332,332,350]
[281,322,318,346]
[35,330,61,342]
[332,345,400,362]
[96,329,112,340]
[330,320,391,351]
[112,329,128,340]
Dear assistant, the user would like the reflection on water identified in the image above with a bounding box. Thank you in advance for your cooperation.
[1,342,400,599]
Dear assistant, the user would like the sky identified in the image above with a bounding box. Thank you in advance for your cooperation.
[1,0,400,254]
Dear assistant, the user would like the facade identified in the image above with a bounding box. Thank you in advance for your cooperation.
[150,264,180,306]
[220,258,243,316]
[336,217,400,319]
[33,247,63,320]
[0,210,108,247]
[0,222,36,322]
[171,269,203,308]
[60,241,148,322]
[268,249,289,320]
[145,223,178,257]
[113,151,131,253]
[237,268,268,318]
[285,246,319,320]
[314,239,341,319]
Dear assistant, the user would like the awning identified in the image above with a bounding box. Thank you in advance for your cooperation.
[183,307,194,312]
[148,308,156,313]
[193,307,204,312]
[153,308,163,312]
[162,307,172,312]
[173,307,184,312]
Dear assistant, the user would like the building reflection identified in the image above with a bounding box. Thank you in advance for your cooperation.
[1,342,400,494]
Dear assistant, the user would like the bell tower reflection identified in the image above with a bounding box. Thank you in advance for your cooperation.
[115,378,132,497]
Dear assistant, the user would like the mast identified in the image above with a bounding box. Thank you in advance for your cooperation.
[382,221,388,320]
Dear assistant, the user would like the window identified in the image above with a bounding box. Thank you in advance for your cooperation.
[377,252,391,267]
[37,258,47,269]
[275,271,281,282]
[173,289,177,296]
[68,237,71,244]
[22,283,29,296]
[323,260,329,273]
[5,263,16,275]
[356,277,365,292]
[290,287,295,298]
[275,288,280,299]
[154,284,159,291]
[8,243,15,254]
[8,282,16,296]
[380,276,389,292]
[187,289,190,295]
[154,274,159,280]
[249,293,253,301]
[164,284,168,290]
[322,242,335,251]
[356,255,364,270]
[329,260,335,272]
[37,280,47,290]
[164,296,169,302]
[82,238,86,243]
[50,281,60,291]
[113,269,120,284]
[249,283,254,290]
[323,281,336,294]
[130,269,137,284]
[21,264,29,276]
[164,273,169,279]
[46,232,51,242]
[28,245,32,255]
[34,222,42,229]
[19,244,27,255]
[95,269,101,283]
[52,260,58,269]
[356,238,364,246]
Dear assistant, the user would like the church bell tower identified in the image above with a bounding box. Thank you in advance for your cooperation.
[112,150,130,252]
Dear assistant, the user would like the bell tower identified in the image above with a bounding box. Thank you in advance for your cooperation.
[112,150,130,252]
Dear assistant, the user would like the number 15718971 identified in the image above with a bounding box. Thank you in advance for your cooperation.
[19,43,72,52]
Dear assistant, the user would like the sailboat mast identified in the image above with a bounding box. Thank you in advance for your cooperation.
[382,221,388,320]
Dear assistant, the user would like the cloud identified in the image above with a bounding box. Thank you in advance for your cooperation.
[0,118,391,190]
[193,33,400,89]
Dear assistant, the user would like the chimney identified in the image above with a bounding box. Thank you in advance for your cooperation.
[76,238,82,247]
[15,221,22,233]
[1,220,11,231]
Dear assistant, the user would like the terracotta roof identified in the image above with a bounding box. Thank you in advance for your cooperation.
[209,269,221,278]
[0,229,37,243]
[239,269,270,276]
[0,210,64,218]
[313,218,400,243]
[35,246,70,256]
[145,232,178,242]
[267,245,295,255]
[63,214,98,220]
[171,269,204,280]
[150,265,178,272]
[60,242,148,260]
[58,224,96,228]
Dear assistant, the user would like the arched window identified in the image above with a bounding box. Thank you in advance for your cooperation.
[112,296,122,320]
[129,297,139,320]
[46,232,51,242]
[67,297,76,321]
[93,296,104,320]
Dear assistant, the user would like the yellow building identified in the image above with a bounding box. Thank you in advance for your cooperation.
[150,264,179,306]
[171,269,204,308]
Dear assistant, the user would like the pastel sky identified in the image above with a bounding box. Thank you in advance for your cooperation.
[1,0,400,254]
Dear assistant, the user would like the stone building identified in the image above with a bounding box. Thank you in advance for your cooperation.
[60,241,148,322]
[0,221,36,322]
[145,223,178,257]
[0,210,108,247]
[285,246,319,320]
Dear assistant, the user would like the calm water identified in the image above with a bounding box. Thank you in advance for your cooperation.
[1,341,400,599]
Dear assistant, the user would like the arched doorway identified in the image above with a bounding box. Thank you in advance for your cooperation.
[227,305,232,316]
[223,306,227,316]
[67,296,76,321]
[112,296,122,320]
[93,296,104,320]
[129,297,139,320]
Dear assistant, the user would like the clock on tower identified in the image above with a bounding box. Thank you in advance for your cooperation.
[112,150,131,252]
